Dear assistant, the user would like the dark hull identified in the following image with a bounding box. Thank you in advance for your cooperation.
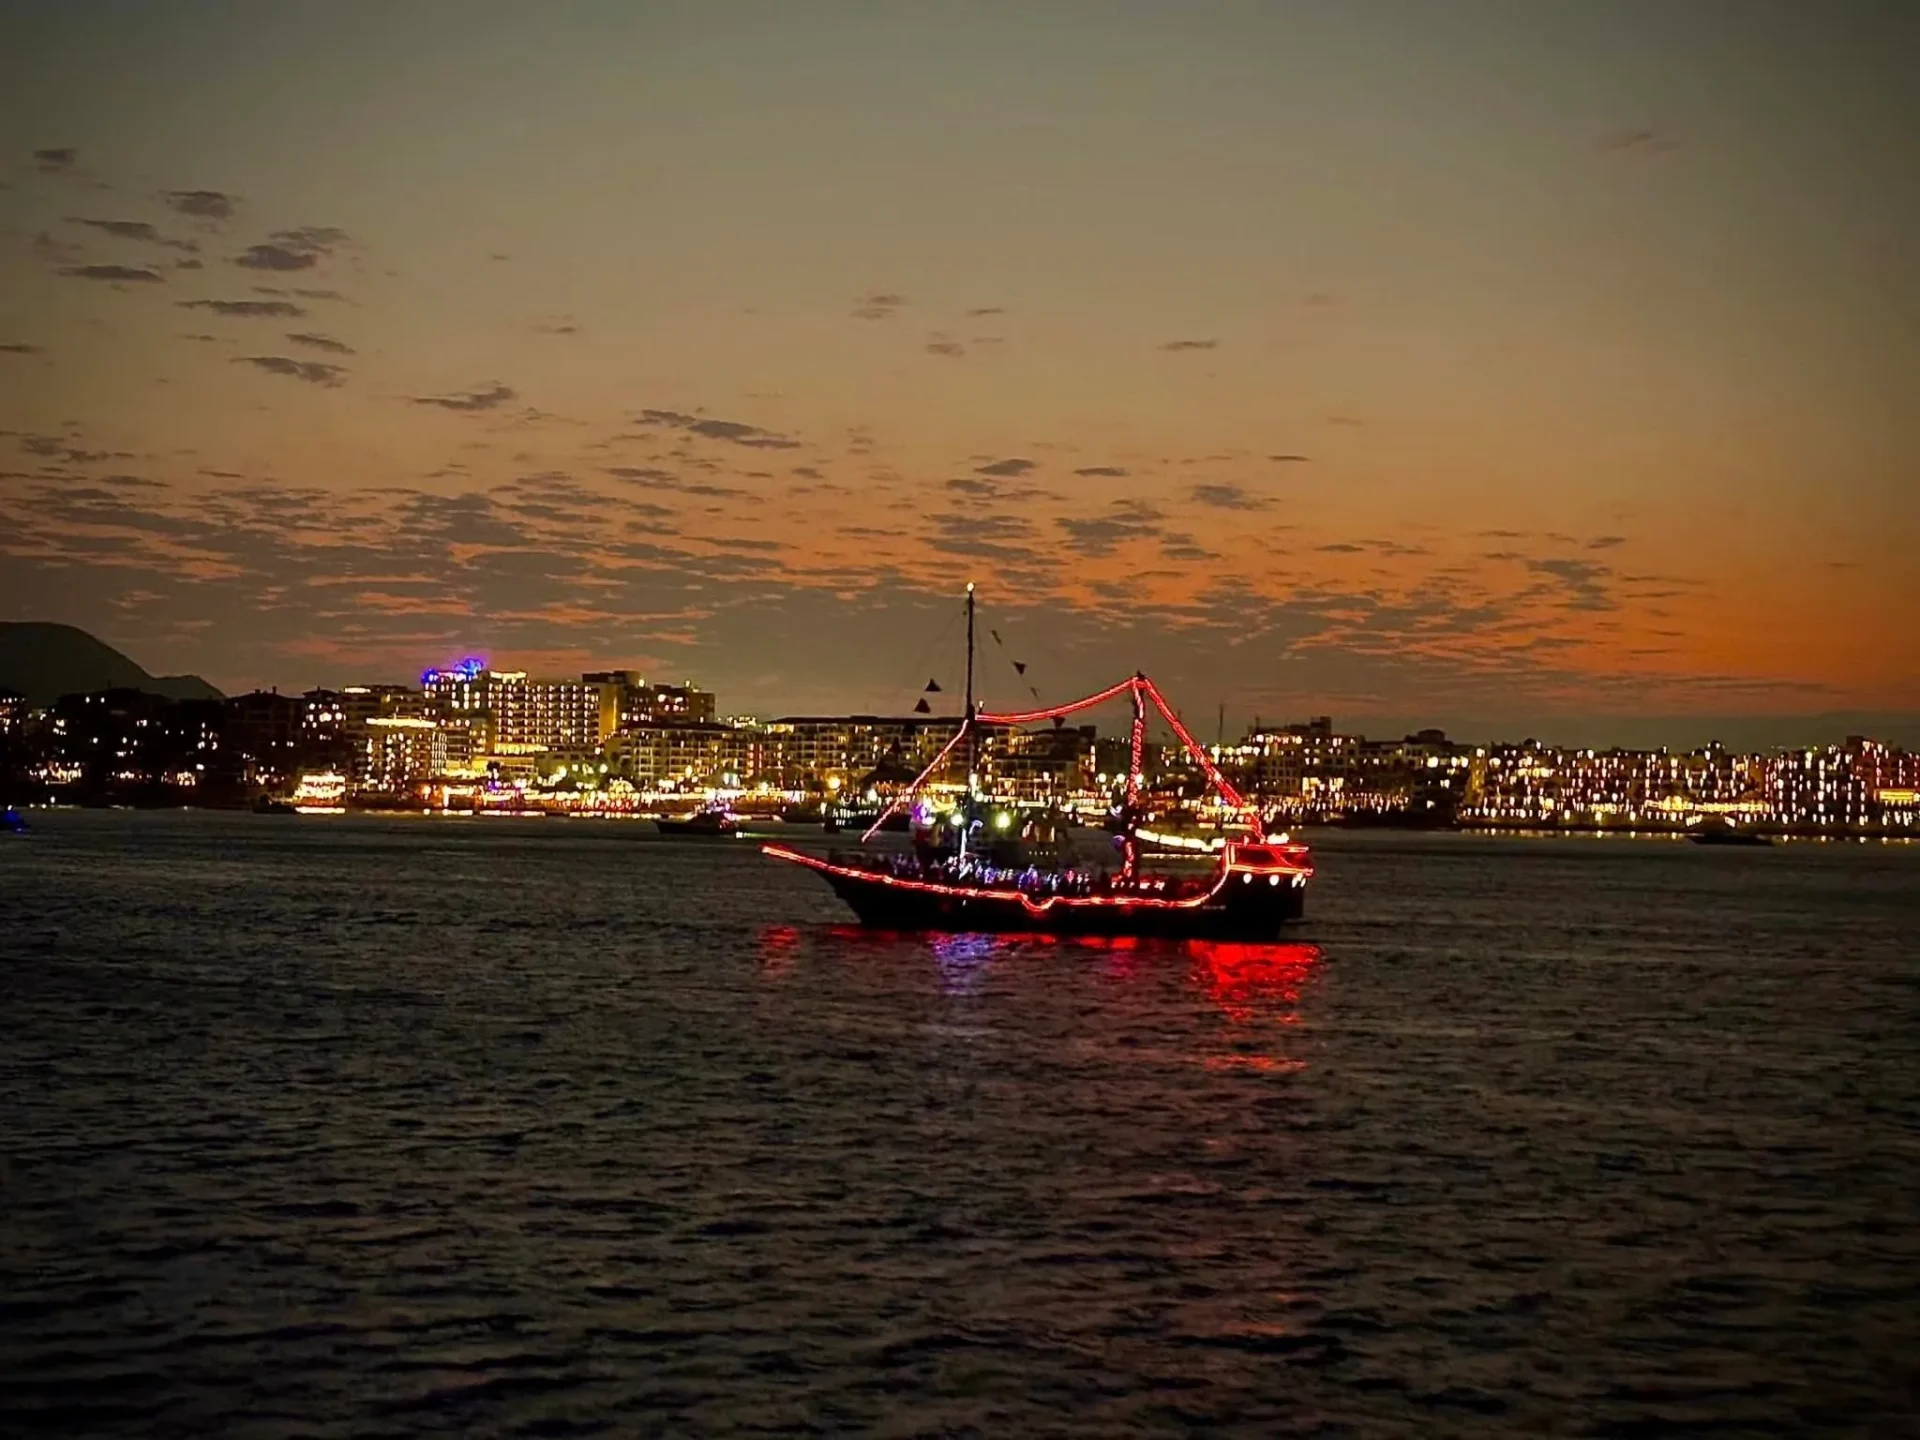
[806,864,1305,939]
[1688,831,1771,847]
[654,817,736,837]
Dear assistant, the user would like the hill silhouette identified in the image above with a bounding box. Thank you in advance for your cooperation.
[0,622,223,706]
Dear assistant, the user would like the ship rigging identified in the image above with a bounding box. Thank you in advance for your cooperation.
[761,585,1313,938]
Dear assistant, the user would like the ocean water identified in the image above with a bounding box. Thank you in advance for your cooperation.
[3,812,1917,1437]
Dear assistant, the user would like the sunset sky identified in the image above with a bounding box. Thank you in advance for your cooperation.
[2,1,1915,744]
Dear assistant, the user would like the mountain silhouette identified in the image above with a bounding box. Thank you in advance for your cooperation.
[0,622,223,706]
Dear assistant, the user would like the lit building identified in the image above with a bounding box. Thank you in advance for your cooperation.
[357,716,444,797]
[607,720,767,790]
[423,660,613,751]
[584,671,717,727]
[760,715,965,790]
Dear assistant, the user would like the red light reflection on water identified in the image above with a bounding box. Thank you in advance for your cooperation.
[758,924,801,976]
[791,926,1323,1033]
[1188,940,1321,1025]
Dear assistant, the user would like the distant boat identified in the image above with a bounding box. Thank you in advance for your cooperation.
[1688,819,1772,847]
[654,808,738,838]
[2,806,27,835]
[251,795,296,815]
[1689,828,1772,847]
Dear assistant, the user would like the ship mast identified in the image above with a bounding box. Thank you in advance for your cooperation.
[959,581,976,863]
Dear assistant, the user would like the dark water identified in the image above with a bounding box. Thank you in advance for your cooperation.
[4,814,1918,1437]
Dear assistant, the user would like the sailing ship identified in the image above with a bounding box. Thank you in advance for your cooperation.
[761,585,1313,938]
[654,805,739,837]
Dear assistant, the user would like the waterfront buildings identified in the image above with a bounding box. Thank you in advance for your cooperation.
[0,659,1912,835]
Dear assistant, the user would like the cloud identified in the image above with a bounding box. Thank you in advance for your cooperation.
[1161,533,1220,562]
[1268,453,1312,464]
[1327,414,1365,428]
[924,336,965,357]
[412,383,516,413]
[1587,535,1627,550]
[61,264,165,283]
[0,342,43,355]
[165,189,236,220]
[1158,339,1218,352]
[1057,499,1164,556]
[236,244,319,272]
[606,467,742,498]
[964,306,1004,317]
[292,288,347,302]
[34,148,76,173]
[976,457,1035,477]
[70,217,198,252]
[235,355,347,387]
[534,321,580,335]
[1190,483,1269,511]
[637,408,800,449]
[286,332,354,355]
[1074,466,1128,478]
[851,292,906,320]
[1599,128,1679,158]
[1527,557,1614,611]
[234,226,348,271]
[1315,542,1364,554]
[179,298,305,318]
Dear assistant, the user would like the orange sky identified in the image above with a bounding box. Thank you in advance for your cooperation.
[2,2,1915,743]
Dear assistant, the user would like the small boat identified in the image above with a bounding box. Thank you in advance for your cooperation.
[763,585,1313,938]
[251,795,297,815]
[654,808,738,837]
[1688,825,1772,847]
[2,806,27,835]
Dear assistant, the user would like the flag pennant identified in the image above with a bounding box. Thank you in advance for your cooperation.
[914,697,931,714]
[1013,660,1027,675]
[924,678,942,692]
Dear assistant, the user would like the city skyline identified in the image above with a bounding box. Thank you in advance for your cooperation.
[3,3,1917,743]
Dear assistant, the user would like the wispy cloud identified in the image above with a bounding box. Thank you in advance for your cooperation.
[1268,453,1312,464]
[235,355,347,387]
[61,264,164,283]
[234,226,349,271]
[1074,465,1128,478]
[851,292,906,320]
[179,298,305,317]
[924,335,965,357]
[1190,483,1269,511]
[976,457,1035,477]
[412,383,516,413]
[33,147,76,173]
[1158,338,1217,352]
[286,332,354,355]
[1598,128,1679,158]
[637,408,799,449]
[164,189,236,220]
[1057,499,1164,556]
[70,217,198,252]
